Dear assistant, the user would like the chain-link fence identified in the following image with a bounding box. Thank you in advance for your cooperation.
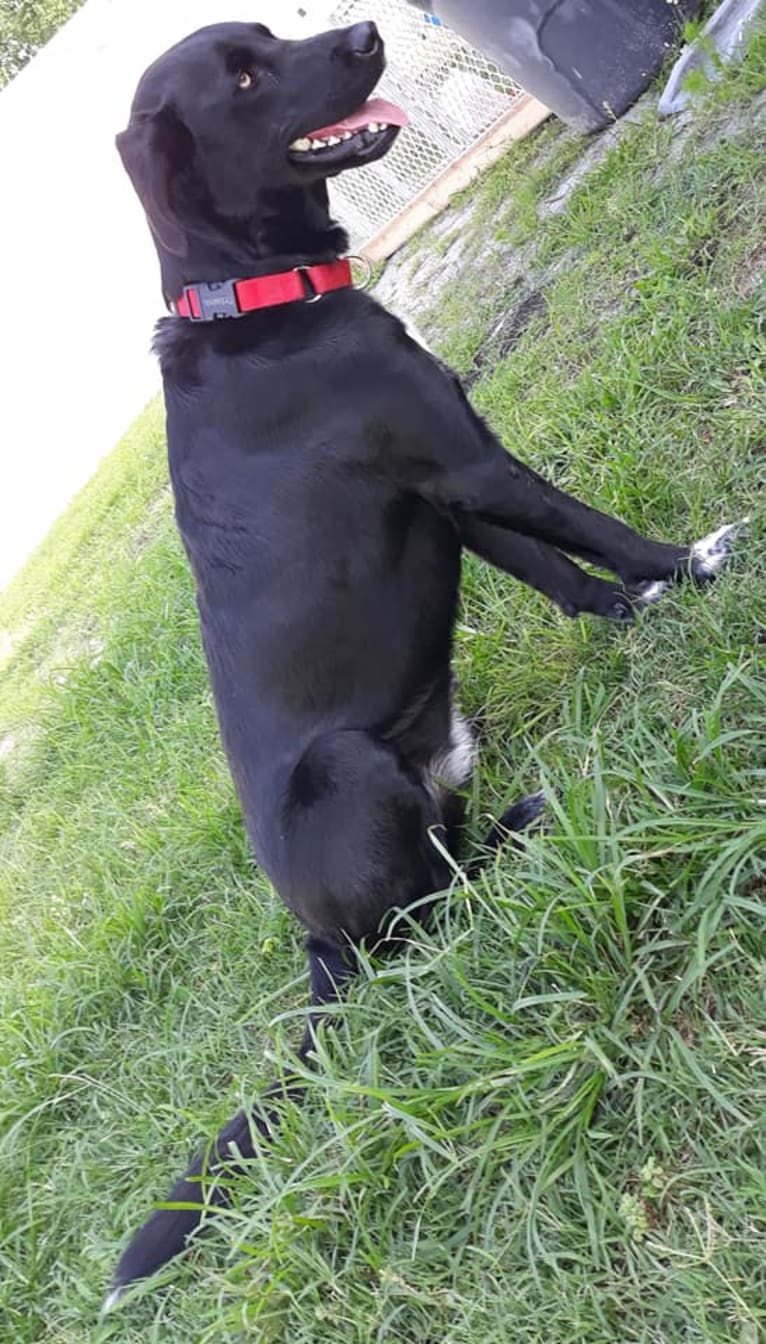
[324,1,524,247]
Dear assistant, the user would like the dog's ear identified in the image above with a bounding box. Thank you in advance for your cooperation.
[116,105,191,256]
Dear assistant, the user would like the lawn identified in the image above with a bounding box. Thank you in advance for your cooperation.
[1,25,764,1344]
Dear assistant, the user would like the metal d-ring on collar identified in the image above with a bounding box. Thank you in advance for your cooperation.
[345,253,373,290]
[294,254,372,302]
[292,265,325,303]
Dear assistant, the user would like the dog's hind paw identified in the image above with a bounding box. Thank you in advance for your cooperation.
[498,789,547,835]
[101,1286,124,1314]
[690,518,748,582]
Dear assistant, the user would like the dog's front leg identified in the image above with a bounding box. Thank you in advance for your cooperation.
[409,372,743,591]
[459,517,639,621]
[443,447,743,596]
[391,348,742,596]
[439,446,698,586]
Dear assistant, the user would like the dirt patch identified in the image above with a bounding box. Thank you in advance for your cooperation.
[0,723,42,789]
[130,485,173,555]
[463,290,548,389]
[37,627,105,690]
[736,233,766,297]
[0,624,31,670]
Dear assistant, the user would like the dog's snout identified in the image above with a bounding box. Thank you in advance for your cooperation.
[345,21,380,58]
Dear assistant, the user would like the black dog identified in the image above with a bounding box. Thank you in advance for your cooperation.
[110,18,740,1304]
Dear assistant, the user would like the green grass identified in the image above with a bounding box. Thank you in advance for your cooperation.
[0,0,88,89]
[2,29,766,1344]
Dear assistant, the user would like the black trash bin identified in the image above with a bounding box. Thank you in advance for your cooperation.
[407,0,701,132]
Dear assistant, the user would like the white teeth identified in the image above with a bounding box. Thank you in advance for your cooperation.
[291,123,385,154]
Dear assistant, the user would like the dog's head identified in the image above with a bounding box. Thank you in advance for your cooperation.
[116,20,407,257]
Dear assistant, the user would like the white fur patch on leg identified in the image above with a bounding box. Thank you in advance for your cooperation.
[633,578,670,608]
[625,517,746,615]
[427,706,477,792]
[691,518,749,579]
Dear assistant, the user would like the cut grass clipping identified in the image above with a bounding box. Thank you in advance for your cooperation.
[1,24,765,1344]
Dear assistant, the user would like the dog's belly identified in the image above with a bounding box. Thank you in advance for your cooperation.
[201,561,460,753]
[183,482,461,723]
[187,543,465,868]
[168,408,468,822]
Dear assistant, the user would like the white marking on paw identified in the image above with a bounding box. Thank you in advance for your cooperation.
[102,1287,123,1313]
[691,517,749,578]
[635,579,670,606]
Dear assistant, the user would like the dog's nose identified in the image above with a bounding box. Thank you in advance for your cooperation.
[345,21,380,58]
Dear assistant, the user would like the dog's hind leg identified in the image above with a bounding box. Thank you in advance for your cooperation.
[106,733,544,1303]
[107,732,450,1304]
[106,936,356,1308]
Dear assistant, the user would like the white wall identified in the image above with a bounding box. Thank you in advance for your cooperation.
[0,0,331,591]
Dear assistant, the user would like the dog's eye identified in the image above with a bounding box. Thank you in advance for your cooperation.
[236,70,254,90]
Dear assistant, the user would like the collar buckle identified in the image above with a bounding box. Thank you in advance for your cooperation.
[182,279,241,321]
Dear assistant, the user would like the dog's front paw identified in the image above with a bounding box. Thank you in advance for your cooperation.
[620,519,748,616]
[597,583,665,622]
[690,518,749,583]
[629,578,672,612]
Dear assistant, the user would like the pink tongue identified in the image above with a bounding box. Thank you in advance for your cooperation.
[308,97,409,139]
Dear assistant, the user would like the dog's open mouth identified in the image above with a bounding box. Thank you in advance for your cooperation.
[288,96,408,168]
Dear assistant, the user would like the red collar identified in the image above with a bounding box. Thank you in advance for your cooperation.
[173,258,354,321]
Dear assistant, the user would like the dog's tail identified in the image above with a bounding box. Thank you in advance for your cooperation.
[105,935,352,1310]
[105,792,545,1309]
